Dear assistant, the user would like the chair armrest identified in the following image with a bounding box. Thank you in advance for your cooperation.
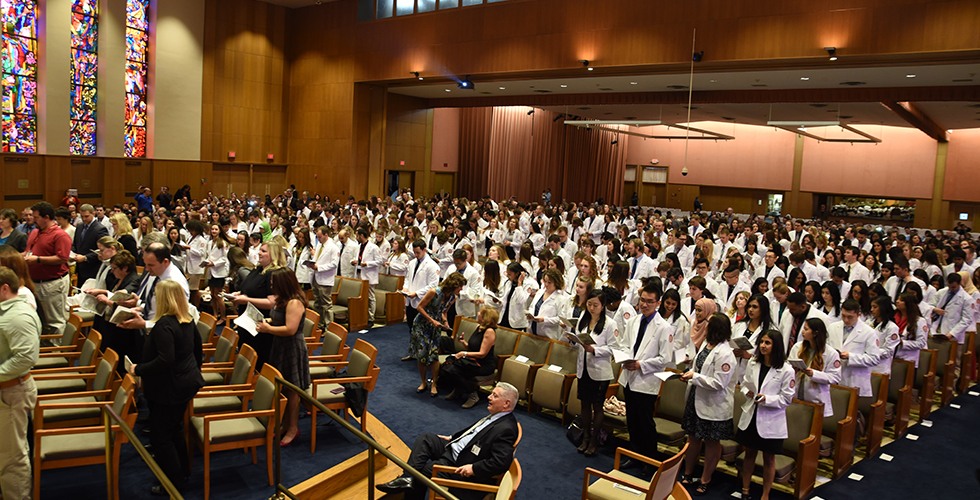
[198,383,252,392]
[614,447,664,468]
[429,465,500,493]
[194,389,254,399]
[202,409,276,423]
[38,351,83,359]
[311,361,351,368]
[37,400,114,411]
[30,364,95,374]
[201,365,235,373]
[309,354,346,362]
[34,425,121,438]
[312,375,372,386]
[39,345,77,353]
[37,389,111,401]
[32,372,97,381]
[583,467,650,493]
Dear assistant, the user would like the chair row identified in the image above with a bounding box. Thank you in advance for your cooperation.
[303,274,407,331]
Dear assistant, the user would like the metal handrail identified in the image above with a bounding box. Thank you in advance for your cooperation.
[101,404,184,500]
[273,376,459,500]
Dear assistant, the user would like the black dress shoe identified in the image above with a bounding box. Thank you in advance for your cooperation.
[619,458,639,470]
[377,476,414,493]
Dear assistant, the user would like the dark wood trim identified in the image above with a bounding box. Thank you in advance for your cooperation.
[4,194,44,201]
[880,101,950,142]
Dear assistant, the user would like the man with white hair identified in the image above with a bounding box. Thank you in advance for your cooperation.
[377,382,519,500]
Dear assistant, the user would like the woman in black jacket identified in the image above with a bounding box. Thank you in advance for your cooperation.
[129,279,204,496]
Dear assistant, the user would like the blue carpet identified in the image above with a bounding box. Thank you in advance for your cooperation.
[39,322,980,499]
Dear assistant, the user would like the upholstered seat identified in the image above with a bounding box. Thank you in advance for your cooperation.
[652,376,687,447]
[192,416,267,445]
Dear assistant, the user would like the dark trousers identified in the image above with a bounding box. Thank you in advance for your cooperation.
[406,305,419,328]
[437,337,493,395]
[403,433,486,500]
[147,400,191,489]
[624,385,659,457]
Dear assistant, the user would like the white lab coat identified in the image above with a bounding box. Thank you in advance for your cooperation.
[738,360,796,440]
[452,264,483,318]
[386,252,410,277]
[837,320,881,397]
[352,241,382,285]
[685,342,737,422]
[205,242,229,279]
[497,279,530,330]
[294,246,313,285]
[313,239,340,287]
[895,316,929,367]
[932,287,973,343]
[789,343,842,417]
[871,320,901,375]
[617,312,674,395]
[575,319,617,381]
[526,288,567,340]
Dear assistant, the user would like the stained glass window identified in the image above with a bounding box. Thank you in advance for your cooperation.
[69,0,98,155]
[125,0,148,157]
[1,0,38,153]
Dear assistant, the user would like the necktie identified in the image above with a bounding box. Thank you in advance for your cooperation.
[728,284,735,303]
[358,243,366,264]
[634,315,651,353]
[531,296,544,336]
[630,257,639,279]
[80,223,89,240]
[315,242,323,260]
[413,258,421,281]
[500,281,517,328]
[844,325,853,342]
[449,414,492,459]
[934,290,956,329]
[429,235,436,249]
[789,316,801,353]
[847,264,852,280]
[894,280,905,301]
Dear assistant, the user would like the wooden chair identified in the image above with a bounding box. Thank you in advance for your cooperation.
[34,321,83,370]
[429,458,522,500]
[199,343,258,398]
[860,373,890,458]
[308,322,352,380]
[959,331,975,393]
[198,312,218,348]
[498,333,553,401]
[201,327,239,377]
[32,374,137,500]
[307,339,380,453]
[914,349,938,420]
[330,276,370,331]
[651,373,689,448]
[303,308,322,347]
[33,330,102,376]
[32,349,121,429]
[720,385,747,463]
[821,385,857,479]
[527,340,579,415]
[190,364,286,500]
[737,399,823,500]
[376,273,406,324]
[927,337,957,407]
[888,359,915,438]
[33,346,118,397]
[974,325,980,381]
[582,444,688,500]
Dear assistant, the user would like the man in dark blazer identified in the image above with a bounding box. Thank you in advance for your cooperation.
[377,383,520,500]
[71,204,108,283]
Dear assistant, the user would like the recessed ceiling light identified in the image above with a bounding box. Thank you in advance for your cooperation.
[499,87,505,90]
[560,84,567,88]
[800,77,810,81]
[709,79,717,83]
[907,74,916,78]
[630,82,638,85]
[445,89,451,92]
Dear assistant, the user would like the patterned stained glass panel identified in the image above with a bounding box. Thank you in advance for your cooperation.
[2,113,35,152]
[2,0,37,38]
[71,12,98,52]
[70,84,96,121]
[125,125,145,157]
[125,61,146,95]
[70,49,97,86]
[125,93,146,126]
[125,27,148,62]
[69,120,96,155]
[2,35,36,77]
[3,74,35,115]
[126,0,148,31]
[72,0,97,15]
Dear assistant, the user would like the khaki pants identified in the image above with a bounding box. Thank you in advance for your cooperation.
[311,280,333,328]
[36,273,69,337]
[0,377,37,500]
[367,284,376,324]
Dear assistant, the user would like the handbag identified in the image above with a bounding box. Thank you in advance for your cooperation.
[566,415,585,445]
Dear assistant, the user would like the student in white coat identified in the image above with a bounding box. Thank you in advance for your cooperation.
[869,296,901,375]
[894,292,929,367]
[737,330,795,500]
[789,317,842,419]
[183,219,210,309]
[496,262,530,331]
[661,289,692,359]
[626,238,656,280]
[384,238,411,277]
[526,269,567,340]
[309,225,340,329]
[835,300,881,398]
[931,272,973,345]
[336,229,358,278]
[569,290,618,457]
[617,282,674,475]
[679,313,737,495]
[448,248,482,321]
[203,224,232,323]
[732,295,773,383]
[351,228,382,326]
[400,240,441,332]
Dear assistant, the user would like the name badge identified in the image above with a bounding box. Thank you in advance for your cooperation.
[470,443,481,455]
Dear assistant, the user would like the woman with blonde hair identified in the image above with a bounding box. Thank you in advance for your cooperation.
[727,291,751,323]
[440,306,499,408]
[129,279,203,495]
[229,241,283,368]
[111,212,139,257]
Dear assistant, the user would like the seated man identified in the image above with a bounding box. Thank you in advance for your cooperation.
[378,382,519,500]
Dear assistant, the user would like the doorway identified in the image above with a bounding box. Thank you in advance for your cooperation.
[386,171,414,201]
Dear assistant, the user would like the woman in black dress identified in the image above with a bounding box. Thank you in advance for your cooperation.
[440,305,497,409]
[737,331,793,500]
[230,241,285,368]
[572,289,617,456]
[89,249,141,375]
[129,280,204,495]
[256,267,309,446]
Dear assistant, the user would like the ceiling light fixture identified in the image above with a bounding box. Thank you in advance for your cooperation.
[825,47,837,61]
[692,51,704,62]
[560,84,568,88]
[499,86,505,90]
[906,74,916,78]
[411,71,422,80]
[579,59,593,71]
[458,75,474,90]
[800,77,810,81]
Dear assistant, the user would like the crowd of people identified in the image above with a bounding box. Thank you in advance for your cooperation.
[1,184,977,499]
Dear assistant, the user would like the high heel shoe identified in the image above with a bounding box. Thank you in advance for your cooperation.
[416,382,429,394]
[577,436,590,453]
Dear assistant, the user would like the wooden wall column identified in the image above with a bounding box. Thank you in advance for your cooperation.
[931,142,949,229]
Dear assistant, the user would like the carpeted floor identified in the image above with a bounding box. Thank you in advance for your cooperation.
[38,321,980,499]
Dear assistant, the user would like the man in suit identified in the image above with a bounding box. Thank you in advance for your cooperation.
[617,281,673,475]
[71,204,109,283]
[377,383,519,500]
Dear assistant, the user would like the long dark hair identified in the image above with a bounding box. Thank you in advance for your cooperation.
[896,292,922,341]
[738,294,772,335]
[659,288,683,323]
[754,329,787,369]
[820,281,842,316]
[706,312,732,345]
[849,280,871,316]
[269,267,305,309]
[577,289,607,334]
[800,318,828,372]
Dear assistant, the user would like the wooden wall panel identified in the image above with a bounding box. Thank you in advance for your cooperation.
[2,155,45,212]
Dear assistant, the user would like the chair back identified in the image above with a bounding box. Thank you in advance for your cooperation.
[68,312,83,333]
[336,278,363,306]
[545,342,578,373]
[229,344,258,386]
[858,374,887,417]
[784,400,819,458]
[927,338,955,378]
[648,442,689,500]
[253,364,284,427]
[214,329,237,364]
[889,360,913,402]
[111,374,139,432]
[198,312,217,343]
[321,331,345,357]
[494,458,522,500]
[59,321,79,347]
[302,317,317,339]
[349,339,380,391]
[93,348,120,394]
[79,330,103,367]
[494,327,521,357]
[825,385,857,437]
[915,349,937,390]
[453,317,481,352]
[514,334,551,363]
[327,321,349,338]
[378,274,402,293]
[655,377,687,422]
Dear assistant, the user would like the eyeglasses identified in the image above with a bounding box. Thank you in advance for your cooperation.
[638,298,657,305]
